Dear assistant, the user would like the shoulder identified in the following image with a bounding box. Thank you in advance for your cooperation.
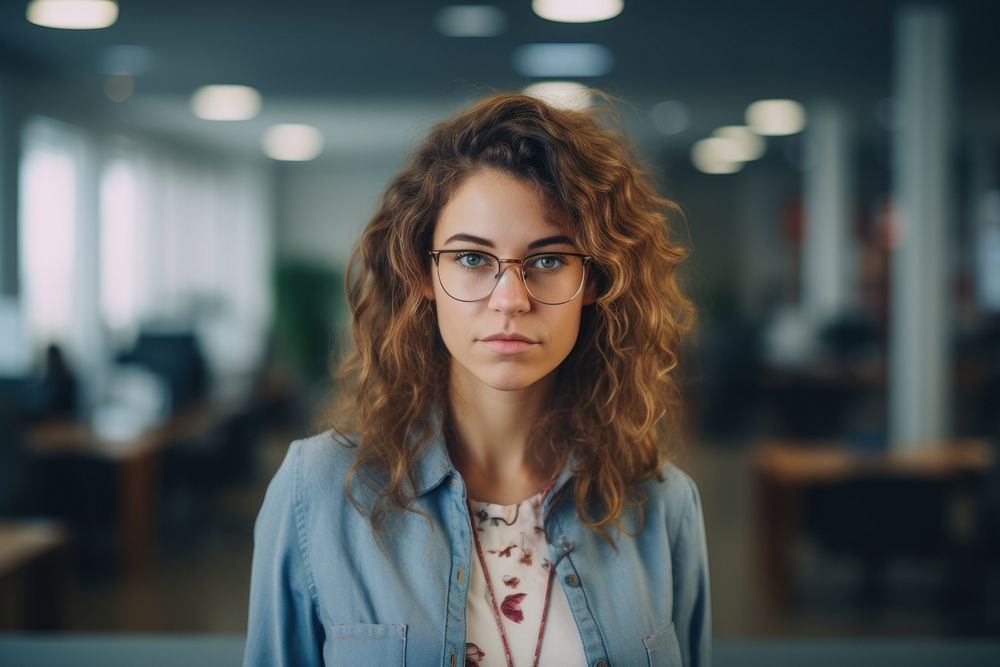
[639,461,705,538]
[641,460,701,509]
[289,429,361,492]
[258,430,361,523]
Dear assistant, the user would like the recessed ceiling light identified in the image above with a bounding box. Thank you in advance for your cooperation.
[651,100,690,136]
[712,126,766,161]
[262,124,324,161]
[190,85,261,121]
[435,5,506,37]
[26,0,118,30]
[512,44,613,78]
[523,81,591,111]
[100,45,154,76]
[745,99,807,136]
[104,74,134,103]
[532,0,623,23]
[691,137,744,175]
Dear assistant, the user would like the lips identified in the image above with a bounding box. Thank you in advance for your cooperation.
[481,333,537,343]
[479,333,538,355]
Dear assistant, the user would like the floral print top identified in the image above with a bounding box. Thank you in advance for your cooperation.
[465,487,587,666]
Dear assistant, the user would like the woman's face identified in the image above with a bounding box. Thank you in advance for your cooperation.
[424,168,595,393]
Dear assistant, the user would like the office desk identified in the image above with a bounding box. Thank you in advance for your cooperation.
[26,403,222,578]
[753,438,994,608]
[0,521,69,630]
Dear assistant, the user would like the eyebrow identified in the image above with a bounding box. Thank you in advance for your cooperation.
[442,233,577,250]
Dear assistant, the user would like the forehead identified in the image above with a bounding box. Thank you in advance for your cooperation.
[433,169,571,246]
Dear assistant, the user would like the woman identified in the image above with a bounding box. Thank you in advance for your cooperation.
[245,92,710,666]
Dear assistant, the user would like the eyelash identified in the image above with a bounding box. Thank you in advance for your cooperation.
[455,252,490,270]
[453,252,564,271]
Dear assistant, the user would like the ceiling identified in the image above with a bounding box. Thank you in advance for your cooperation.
[1,0,997,162]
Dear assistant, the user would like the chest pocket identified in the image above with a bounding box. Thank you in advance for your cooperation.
[643,621,682,666]
[324,623,407,666]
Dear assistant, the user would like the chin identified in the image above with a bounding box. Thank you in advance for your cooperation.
[470,363,553,393]
[485,377,540,392]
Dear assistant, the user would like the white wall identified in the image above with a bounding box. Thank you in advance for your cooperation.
[274,157,406,269]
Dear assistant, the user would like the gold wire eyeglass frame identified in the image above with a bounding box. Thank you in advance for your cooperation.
[428,249,593,305]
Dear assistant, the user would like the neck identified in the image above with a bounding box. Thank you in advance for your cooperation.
[446,363,558,504]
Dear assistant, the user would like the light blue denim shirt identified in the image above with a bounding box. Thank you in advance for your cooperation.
[244,429,712,666]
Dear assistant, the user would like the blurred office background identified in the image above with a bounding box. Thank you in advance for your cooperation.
[1,0,1000,650]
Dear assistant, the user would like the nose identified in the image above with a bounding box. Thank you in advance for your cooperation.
[488,263,531,314]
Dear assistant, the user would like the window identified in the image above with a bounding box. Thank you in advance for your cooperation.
[18,117,84,359]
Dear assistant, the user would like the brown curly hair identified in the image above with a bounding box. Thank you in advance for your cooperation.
[323,91,696,542]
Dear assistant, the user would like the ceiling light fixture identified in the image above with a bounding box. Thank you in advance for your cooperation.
[104,74,134,102]
[745,99,807,136]
[523,81,591,111]
[691,137,744,175]
[435,5,506,37]
[26,0,118,30]
[512,43,613,78]
[532,0,623,23]
[651,100,690,136]
[262,124,324,161]
[190,85,261,121]
[712,125,766,161]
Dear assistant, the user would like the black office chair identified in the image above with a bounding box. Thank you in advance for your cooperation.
[0,377,48,517]
[956,434,1000,634]
[803,475,952,607]
[0,397,29,516]
[116,330,208,410]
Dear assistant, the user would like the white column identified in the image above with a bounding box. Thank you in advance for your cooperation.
[889,5,954,448]
[73,139,109,413]
[737,166,784,317]
[802,102,854,327]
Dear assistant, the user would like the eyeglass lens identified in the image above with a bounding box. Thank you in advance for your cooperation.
[436,251,585,304]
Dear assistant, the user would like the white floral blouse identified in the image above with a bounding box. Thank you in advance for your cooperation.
[465,487,588,666]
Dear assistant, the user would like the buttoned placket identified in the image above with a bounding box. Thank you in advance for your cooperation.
[543,495,612,667]
[439,462,611,667]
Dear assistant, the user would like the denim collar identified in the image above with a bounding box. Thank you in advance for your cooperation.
[412,426,456,497]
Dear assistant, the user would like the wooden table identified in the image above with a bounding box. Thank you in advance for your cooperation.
[0,520,69,630]
[26,402,222,578]
[753,438,994,609]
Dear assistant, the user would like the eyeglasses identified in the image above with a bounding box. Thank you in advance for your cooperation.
[428,249,592,305]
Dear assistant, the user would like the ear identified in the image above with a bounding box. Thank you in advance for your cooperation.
[421,273,435,301]
[582,277,598,306]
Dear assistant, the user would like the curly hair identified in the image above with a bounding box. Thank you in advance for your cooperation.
[322,91,696,542]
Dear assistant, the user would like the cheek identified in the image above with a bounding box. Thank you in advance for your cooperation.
[552,309,583,355]
[515,306,583,370]
[432,294,471,349]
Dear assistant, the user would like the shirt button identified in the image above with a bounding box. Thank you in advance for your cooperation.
[565,574,581,587]
[593,660,608,667]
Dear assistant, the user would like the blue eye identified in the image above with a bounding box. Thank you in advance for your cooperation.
[456,252,490,269]
[529,255,564,271]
